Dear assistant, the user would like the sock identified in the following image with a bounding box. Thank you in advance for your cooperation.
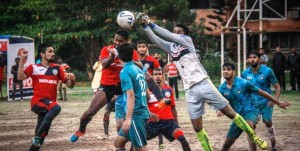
[147,78,163,101]
[177,136,191,151]
[196,129,213,151]
[158,134,164,145]
[233,113,255,138]
[103,116,110,135]
[268,125,276,149]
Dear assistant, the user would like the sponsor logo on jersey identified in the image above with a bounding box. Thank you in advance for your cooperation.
[52,69,58,76]
[260,75,264,80]
[165,91,171,98]
[144,63,150,69]
[39,79,58,84]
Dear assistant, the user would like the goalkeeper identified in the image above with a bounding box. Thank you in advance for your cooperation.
[136,13,275,151]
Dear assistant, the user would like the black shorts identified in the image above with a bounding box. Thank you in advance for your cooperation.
[98,83,122,112]
[146,119,180,142]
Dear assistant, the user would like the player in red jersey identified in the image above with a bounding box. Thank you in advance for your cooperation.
[70,30,145,142]
[136,40,160,75]
[147,68,191,151]
[17,43,75,151]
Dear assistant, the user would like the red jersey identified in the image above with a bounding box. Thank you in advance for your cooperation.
[148,85,176,121]
[167,63,178,77]
[24,63,67,107]
[100,45,139,85]
[59,63,70,72]
[141,55,160,75]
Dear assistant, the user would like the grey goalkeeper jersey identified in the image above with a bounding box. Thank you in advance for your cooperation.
[143,24,209,89]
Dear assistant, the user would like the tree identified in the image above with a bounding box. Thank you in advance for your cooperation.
[0,0,218,78]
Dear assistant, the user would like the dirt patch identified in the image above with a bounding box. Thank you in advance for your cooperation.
[0,96,299,151]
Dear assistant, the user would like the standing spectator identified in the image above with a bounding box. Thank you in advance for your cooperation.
[11,58,23,101]
[136,40,160,75]
[287,47,300,91]
[259,48,269,65]
[17,43,75,150]
[154,52,166,68]
[91,60,103,94]
[272,47,286,90]
[56,56,71,101]
[165,57,179,101]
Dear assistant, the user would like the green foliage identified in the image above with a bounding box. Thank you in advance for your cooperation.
[0,0,219,73]
[72,69,89,82]
[201,53,221,80]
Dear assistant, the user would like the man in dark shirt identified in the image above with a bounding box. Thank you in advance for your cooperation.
[287,47,300,91]
[272,47,286,90]
[11,58,23,101]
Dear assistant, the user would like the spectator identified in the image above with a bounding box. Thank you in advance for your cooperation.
[136,40,160,75]
[259,48,269,65]
[56,56,71,101]
[272,47,286,90]
[154,52,166,68]
[11,58,23,101]
[165,57,179,101]
[287,47,300,91]
[91,60,102,94]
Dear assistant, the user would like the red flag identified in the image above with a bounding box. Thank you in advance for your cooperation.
[0,41,8,51]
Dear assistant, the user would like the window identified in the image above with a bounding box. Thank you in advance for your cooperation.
[267,32,300,51]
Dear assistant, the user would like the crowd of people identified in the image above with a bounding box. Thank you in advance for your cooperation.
[259,47,300,91]
[10,13,295,151]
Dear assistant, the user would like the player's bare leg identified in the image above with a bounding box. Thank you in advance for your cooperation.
[70,90,107,142]
[103,109,111,135]
[265,121,276,151]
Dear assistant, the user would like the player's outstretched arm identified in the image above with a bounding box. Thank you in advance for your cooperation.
[122,90,135,133]
[258,89,291,109]
[17,49,28,80]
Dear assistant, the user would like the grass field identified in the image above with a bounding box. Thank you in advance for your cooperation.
[0,84,299,151]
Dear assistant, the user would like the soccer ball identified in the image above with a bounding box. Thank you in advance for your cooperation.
[117,11,135,28]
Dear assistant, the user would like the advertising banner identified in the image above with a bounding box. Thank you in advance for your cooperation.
[5,36,35,101]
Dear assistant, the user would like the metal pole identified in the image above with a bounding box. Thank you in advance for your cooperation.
[243,27,247,70]
[221,31,224,83]
[259,0,263,48]
[237,0,241,77]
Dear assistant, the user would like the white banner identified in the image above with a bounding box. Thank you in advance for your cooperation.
[6,36,35,101]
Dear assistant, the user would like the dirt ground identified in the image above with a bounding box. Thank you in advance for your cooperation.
[0,93,299,151]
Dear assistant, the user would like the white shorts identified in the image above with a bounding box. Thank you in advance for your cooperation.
[186,78,228,119]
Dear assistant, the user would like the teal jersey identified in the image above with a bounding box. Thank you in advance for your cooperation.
[241,65,278,106]
[219,77,259,115]
[120,61,149,119]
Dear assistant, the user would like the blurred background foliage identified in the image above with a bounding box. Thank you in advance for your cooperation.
[0,0,221,81]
